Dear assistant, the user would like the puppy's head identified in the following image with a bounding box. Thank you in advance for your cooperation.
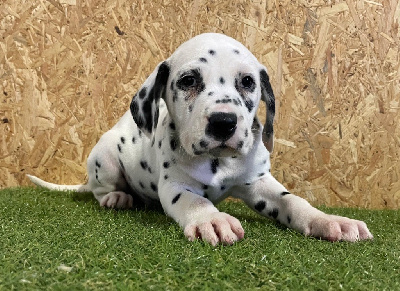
[130,33,275,158]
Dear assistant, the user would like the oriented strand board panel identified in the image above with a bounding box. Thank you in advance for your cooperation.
[1,0,399,209]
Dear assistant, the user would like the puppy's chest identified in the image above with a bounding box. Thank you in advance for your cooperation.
[179,156,268,194]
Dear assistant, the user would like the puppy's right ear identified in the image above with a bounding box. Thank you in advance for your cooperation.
[259,69,275,153]
[130,61,170,137]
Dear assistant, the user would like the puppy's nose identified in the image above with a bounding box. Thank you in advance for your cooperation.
[206,112,237,141]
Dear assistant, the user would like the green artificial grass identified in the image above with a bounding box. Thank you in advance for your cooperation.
[1,187,399,290]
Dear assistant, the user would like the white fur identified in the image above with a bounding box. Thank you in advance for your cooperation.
[28,33,372,245]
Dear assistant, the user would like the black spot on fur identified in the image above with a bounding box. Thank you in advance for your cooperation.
[192,144,202,155]
[142,99,153,133]
[258,172,265,177]
[269,208,279,219]
[211,159,219,174]
[173,90,178,102]
[208,91,214,96]
[170,138,178,151]
[188,104,193,112]
[219,77,225,84]
[117,144,122,153]
[244,99,254,112]
[95,160,101,168]
[233,49,240,54]
[202,185,208,190]
[245,182,251,186]
[216,98,232,104]
[158,140,162,148]
[119,158,125,170]
[209,50,216,56]
[148,167,152,174]
[237,141,244,150]
[199,57,207,63]
[172,193,181,204]
[130,99,139,115]
[281,191,290,196]
[139,181,145,189]
[132,136,136,144]
[255,201,266,212]
[138,87,147,99]
[221,185,226,191]
[199,140,209,148]
[163,161,170,168]
[233,99,239,106]
[150,182,158,192]
[153,108,159,129]
[287,216,292,224]
[245,129,248,137]
[169,122,176,130]
[164,175,169,180]
[140,160,148,170]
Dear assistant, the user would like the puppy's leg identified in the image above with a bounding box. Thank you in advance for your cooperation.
[159,183,244,246]
[86,137,133,210]
[233,174,373,242]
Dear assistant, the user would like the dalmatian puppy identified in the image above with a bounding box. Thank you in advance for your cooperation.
[28,33,373,245]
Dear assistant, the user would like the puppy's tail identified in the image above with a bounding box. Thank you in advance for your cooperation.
[27,174,91,193]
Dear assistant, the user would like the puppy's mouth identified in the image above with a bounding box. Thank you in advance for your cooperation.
[192,141,243,158]
[208,143,239,157]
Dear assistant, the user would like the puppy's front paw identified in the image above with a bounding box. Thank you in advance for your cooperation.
[307,214,373,242]
[100,191,133,209]
[183,212,245,246]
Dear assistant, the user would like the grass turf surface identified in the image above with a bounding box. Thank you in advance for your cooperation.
[1,187,399,290]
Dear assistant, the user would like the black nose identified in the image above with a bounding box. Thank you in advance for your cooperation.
[206,112,237,141]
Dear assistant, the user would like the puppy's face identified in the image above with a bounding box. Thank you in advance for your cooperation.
[130,33,275,158]
[165,35,264,157]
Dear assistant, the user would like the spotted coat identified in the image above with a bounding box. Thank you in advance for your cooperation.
[28,33,373,246]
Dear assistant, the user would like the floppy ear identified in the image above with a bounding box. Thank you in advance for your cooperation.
[259,69,275,152]
[130,61,170,137]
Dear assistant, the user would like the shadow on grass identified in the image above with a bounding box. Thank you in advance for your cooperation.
[69,190,286,232]
[71,191,94,203]
[70,191,174,230]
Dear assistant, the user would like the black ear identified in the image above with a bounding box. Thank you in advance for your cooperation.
[130,62,170,136]
[260,69,275,152]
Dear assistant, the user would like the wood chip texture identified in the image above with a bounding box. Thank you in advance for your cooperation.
[1,0,399,209]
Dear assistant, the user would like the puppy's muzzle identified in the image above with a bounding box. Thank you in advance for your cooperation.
[206,112,237,142]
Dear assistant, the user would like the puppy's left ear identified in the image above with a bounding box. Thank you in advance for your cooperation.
[130,61,170,137]
[259,69,275,152]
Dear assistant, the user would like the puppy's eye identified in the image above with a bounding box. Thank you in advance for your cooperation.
[179,76,196,88]
[241,76,255,89]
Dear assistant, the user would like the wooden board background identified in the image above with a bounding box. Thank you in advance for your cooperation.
[1,0,399,209]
